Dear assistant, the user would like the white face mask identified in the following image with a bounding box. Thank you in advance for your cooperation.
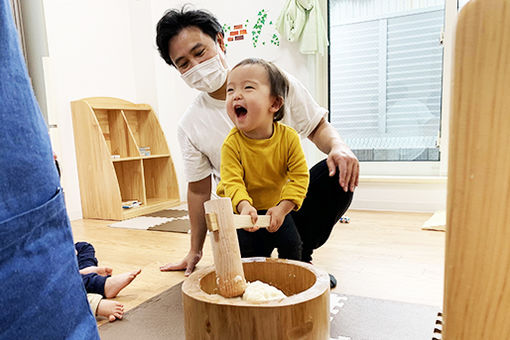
[180,54,228,93]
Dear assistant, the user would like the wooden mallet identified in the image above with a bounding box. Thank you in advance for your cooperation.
[203,197,270,298]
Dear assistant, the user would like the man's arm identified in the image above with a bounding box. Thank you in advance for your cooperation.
[308,117,359,192]
[160,175,211,276]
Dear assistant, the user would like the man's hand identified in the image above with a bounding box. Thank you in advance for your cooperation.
[327,144,359,192]
[307,118,359,192]
[238,200,259,232]
[159,250,202,277]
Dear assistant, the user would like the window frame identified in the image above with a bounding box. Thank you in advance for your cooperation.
[321,0,458,177]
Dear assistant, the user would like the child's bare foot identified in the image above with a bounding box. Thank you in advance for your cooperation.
[97,299,124,322]
[104,269,141,298]
[79,266,113,276]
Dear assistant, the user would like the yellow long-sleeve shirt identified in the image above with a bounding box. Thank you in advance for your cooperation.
[217,122,309,213]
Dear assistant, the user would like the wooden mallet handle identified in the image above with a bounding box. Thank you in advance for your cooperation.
[206,214,271,232]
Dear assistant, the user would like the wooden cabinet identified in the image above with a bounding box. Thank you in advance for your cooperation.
[71,97,180,220]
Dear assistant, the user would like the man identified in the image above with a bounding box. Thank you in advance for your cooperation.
[156,7,359,288]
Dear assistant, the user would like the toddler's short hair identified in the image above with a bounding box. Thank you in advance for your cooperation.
[232,58,289,121]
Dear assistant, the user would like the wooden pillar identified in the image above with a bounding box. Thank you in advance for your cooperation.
[444,0,510,338]
[204,197,247,297]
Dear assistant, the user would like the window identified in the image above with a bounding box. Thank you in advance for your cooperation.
[329,1,445,162]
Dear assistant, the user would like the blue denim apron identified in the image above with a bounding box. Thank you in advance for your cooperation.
[0,0,99,338]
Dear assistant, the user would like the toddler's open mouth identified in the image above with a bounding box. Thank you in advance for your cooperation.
[234,104,247,117]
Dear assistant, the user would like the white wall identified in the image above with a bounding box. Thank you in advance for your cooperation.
[43,0,144,219]
[41,0,318,219]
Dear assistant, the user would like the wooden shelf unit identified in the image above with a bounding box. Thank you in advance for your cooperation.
[71,97,180,220]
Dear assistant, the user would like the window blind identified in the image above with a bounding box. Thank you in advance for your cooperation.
[330,8,444,161]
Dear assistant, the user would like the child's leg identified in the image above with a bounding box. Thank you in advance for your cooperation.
[75,242,99,269]
[274,214,303,261]
[82,273,108,296]
[236,229,273,258]
[83,269,141,298]
[87,293,102,316]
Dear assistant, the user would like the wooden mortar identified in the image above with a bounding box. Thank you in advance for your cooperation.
[182,258,330,340]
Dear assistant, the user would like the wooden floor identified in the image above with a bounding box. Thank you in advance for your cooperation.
[71,210,445,324]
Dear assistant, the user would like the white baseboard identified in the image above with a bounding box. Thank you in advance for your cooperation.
[350,179,447,213]
[350,198,445,213]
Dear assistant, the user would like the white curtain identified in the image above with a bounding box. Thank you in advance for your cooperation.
[9,0,28,65]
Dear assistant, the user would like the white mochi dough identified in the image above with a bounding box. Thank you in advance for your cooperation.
[242,280,286,303]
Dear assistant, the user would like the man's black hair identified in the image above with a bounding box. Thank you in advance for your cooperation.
[156,6,224,67]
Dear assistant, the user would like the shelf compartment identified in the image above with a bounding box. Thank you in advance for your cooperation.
[143,157,179,202]
[123,109,170,155]
[93,109,139,158]
[113,159,146,205]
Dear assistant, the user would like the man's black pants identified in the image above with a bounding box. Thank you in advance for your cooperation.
[291,159,353,262]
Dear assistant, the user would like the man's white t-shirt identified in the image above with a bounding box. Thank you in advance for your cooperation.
[177,71,327,188]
